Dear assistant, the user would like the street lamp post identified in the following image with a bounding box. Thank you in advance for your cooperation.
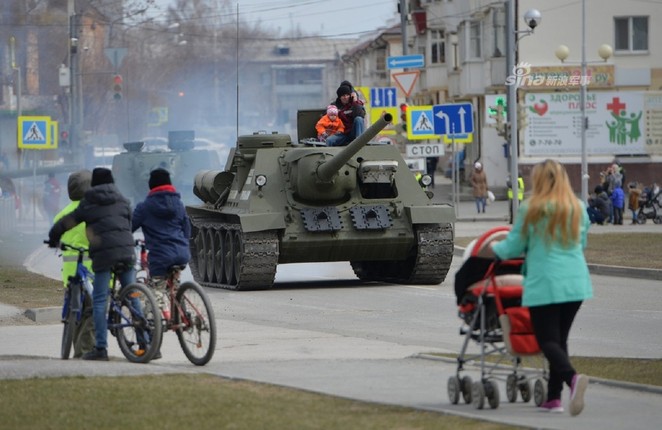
[506,2,541,216]
[554,0,613,203]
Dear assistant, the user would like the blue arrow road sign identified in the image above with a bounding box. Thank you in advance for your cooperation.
[370,87,397,107]
[433,103,474,135]
[387,54,425,69]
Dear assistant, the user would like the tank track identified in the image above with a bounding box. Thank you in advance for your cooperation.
[351,223,454,285]
[189,219,279,291]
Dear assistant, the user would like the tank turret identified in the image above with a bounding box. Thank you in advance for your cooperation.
[186,111,455,291]
[112,131,221,204]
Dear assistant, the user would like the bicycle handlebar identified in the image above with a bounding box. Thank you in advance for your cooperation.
[44,240,88,255]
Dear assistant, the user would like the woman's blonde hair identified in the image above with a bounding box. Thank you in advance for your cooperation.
[522,159,581,246]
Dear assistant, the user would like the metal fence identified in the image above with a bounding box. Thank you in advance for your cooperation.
[0,197,17,235]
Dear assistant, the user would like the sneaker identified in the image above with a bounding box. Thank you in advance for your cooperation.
[82,347,109,361]
[540,399,564,413]
[569,374,589,416]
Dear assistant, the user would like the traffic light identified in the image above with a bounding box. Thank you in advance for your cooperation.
[489,102,506,136]
[398,103,409,131]
[112,74,123,101]
[60,129,69,148]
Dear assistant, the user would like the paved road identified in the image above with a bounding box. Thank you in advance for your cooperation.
[1,199,662,429]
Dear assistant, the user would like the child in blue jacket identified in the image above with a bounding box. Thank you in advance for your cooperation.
[610,180,624,225]
[132,168,191,281]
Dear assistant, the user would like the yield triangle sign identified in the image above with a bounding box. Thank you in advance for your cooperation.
[392,71,420,97]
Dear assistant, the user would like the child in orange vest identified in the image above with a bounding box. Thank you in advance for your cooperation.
[316,105,345,143]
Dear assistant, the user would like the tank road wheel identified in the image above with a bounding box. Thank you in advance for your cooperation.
[233,230,243,285]
[205,228,216,283]
[195,229,208,283]
[213,230,225,284]
[224,229,236,286]
[350,223,454,285]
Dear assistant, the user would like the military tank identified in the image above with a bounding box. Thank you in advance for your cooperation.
[186,111,455,290]
[112,130,221,204]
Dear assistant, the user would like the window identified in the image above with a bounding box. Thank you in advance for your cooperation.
[492,8,505,57]
[615,16,648,52]
[468,21,482,59]
[430,30,446,64]
[375,49,386,72]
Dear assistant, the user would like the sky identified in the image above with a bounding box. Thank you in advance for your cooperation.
[236,0,398,37]
[151,0,399,39]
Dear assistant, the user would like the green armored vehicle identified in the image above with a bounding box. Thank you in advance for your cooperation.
[186,111,455,290]
[112,131,221,204]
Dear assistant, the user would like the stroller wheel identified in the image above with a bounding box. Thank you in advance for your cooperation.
[519,379,532,403]
[461,375,473,404]
[471,381,486,410]
[447,376,461,404]
[506,374,518,403]
[486,380,500,409]
[534,378,548,406]
[654,216,662,225]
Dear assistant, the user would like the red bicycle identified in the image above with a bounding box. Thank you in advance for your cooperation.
[136,240,217,365]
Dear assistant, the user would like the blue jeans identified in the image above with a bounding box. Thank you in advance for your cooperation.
[92,268,135,349]
[587,207,605,224]
[475,197,486,213]
[326,117,365,147]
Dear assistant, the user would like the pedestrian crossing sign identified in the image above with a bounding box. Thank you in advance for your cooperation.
[18,116,56,149]
[406,106,438,141]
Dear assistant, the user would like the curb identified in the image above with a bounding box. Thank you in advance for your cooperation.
[414,353,662,395]
[453,246,661,281]
[586,263,662,281]
[24,306,60,324]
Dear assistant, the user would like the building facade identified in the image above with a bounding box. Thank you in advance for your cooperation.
[342,0,662,192]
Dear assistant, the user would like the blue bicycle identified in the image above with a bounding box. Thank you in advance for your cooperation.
[46,241,162,363]
[46,241,94,359]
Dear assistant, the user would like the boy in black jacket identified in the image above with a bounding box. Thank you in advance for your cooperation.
[48,167,136,361]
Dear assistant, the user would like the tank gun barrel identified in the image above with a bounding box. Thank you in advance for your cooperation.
[317,113,392,182]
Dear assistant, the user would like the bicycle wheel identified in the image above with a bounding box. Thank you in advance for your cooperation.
[112,283,162,363]
[175,281,217,365]
[60,288,75,360]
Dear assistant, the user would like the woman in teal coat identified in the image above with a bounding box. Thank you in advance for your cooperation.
[492,159,592,416]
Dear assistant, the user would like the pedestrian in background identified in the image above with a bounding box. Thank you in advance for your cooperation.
[470,161,488,213]
[627,181,642,224]
[587,185,610,225]
[610,180,624,225]
[43,172,62,224]
[491,159,591,416]
[507,172,525,224]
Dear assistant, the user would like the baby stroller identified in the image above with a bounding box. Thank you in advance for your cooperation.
[447,226,548,410]
[636,185,662,224]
